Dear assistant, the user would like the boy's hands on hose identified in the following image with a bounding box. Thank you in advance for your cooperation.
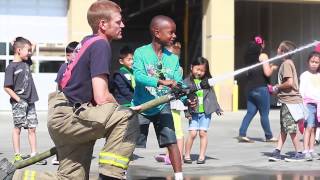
[187,93,197,109]
[187,99,197,108]
[158,79,177,88]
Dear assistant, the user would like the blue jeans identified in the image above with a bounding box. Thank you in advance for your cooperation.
[239,86,273,139]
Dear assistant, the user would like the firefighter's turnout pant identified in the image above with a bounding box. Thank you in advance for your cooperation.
[13,91,139,180]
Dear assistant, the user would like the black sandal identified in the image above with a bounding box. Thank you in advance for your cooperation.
[183,157,192,164]
[196,159,205,164]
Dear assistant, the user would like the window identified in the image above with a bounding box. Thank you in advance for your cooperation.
[0,0,67,16]
[9,44,14,55]
[0,42,6,55]
[0,60,6,72]
[39,61,64,73]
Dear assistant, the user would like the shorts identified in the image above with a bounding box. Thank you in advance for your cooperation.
[172,109,183,139]
[280,104,297,134]
[188,113,211,131]
[305,103,318,128]
[11,100,38,129]
[136,104,177,148]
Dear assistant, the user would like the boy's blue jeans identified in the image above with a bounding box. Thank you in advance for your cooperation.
[239,86,273,139]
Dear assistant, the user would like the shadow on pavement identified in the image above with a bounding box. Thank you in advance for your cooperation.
[130,172,320,180]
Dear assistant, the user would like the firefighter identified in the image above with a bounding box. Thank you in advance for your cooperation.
[13,1,139,179]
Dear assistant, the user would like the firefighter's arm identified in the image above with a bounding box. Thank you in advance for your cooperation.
[92,75,117,105]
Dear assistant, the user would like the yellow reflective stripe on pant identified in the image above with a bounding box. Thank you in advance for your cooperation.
[23,170,36,180]
[99,152,129,169]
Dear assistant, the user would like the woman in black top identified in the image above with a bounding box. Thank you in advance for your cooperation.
[238,36,278,143]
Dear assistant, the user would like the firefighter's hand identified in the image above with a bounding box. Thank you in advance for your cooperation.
[130,105,141,111]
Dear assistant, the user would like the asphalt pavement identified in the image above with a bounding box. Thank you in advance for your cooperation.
[0,110,319,180]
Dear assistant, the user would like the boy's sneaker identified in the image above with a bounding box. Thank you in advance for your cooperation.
[30,153,47,165]
[13,154,23,163]
[268,149,281,162]
[21,154,30,159]
[51,157,59,165]
[304,152,313,161]
[310,152,320,160]
[35,159,47,165]
[284,152,305,162]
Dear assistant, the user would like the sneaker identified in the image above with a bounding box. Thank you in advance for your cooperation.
[35,159,47,165]
[164,155,171,165]
[154,154,166,162]
[99,174,122,180]
[284,153,305,162]
[269,149,281,162]
[237,136,254,143]
[21,154,30,159]
[266,137,278,143]
[304,152,313,161]
[30,153,47,165]
[310,152,320,160]
[13,154,23,163]
[51,157,59,165]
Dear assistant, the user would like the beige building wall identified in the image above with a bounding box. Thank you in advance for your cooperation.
[202,0,235,111]
[68,0,95,42]
[66,0,320,111]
